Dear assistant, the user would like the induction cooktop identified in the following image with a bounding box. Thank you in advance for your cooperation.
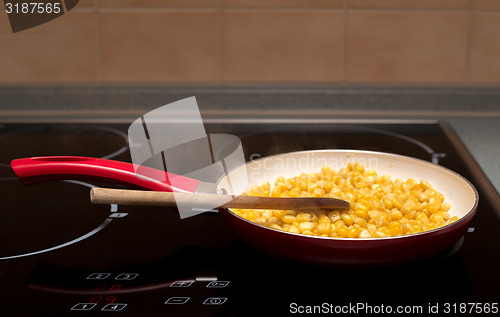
[0,120,499,316]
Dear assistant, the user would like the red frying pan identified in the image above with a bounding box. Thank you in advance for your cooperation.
[11,150,478,266]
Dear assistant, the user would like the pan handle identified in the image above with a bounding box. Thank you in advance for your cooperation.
[10,156,201,193]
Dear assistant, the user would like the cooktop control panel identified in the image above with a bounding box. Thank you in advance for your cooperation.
[27,259,232,315]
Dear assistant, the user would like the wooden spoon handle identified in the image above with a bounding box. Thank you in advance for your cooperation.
[91,188,230,209]
[90,188,350,211]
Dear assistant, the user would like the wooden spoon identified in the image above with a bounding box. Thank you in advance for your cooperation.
[90,187,350,211]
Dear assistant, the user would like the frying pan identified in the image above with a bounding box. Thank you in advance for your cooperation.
[11,150,478,267]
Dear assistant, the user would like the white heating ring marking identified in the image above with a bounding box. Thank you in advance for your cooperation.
[97,126,129,160]
[352,126,446,164]
[0,219,113,261]
[240,124,447,165]
[0,125,129,260]
[0,179,119,261]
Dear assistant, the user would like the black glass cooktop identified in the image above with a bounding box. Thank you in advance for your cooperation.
[0,121,499,316]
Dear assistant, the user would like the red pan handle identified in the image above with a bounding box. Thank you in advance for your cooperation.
[10,156,201,193]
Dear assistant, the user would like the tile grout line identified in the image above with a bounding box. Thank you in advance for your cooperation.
[93,7,475,12]
[218,0,223,83]
[339,7,472,12]
[464,0,473,83]
[93,0,102,81]
[96,7,223,13]
[61,0,68,12]
[341,0,347,82]
[66,6,500,13]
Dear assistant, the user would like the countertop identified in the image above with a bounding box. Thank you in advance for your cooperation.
[1,85,499,196]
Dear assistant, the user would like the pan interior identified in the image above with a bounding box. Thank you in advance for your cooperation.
[217,150,478,220]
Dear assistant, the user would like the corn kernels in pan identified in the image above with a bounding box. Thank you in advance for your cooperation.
[231,163,457,238]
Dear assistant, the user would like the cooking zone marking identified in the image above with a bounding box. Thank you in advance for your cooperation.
[0,179,122,261]
[0,124,130,260]
[348,125,447,164]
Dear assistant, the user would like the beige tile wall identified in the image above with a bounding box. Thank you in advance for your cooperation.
[1,0,500,84]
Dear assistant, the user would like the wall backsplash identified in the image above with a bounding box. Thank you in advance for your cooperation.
[1,0,500,84]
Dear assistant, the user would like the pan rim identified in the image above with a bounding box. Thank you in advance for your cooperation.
[222,149,479,242]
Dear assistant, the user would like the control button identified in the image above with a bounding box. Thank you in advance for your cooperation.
[87,273,110,280]
[206,280,230,288]
[170,280,194,287]
[71,303,97,311]
[165,297,190,305]
[115,273,138,281]
[102,303,127,311]
[203,297,227,305]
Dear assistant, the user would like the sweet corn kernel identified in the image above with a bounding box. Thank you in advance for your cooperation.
[358,229,372,238]
[296,212,312,223]
[441,211,451,221]
[354,209,368,219]
[388,226,402,236]
[401,223,414,235]
[334,220,346,230]
[271,187,282,197]
[272,210,287,219]
[231,163,455,239]
[318,214,330,224]
[416,212,430,224]
[353,217,368,228]
[328,211,341,223]
[341,214,354,226]
[337,227,349,238]
[317,222,333,235]
[298,222,315,233]
[374,230,388,238]
[347,227,361,238]
[429,213,445,225]
[367,223,377,235]
[270,223,283,231]
[281,215,295,224]
[389,209,403,221]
